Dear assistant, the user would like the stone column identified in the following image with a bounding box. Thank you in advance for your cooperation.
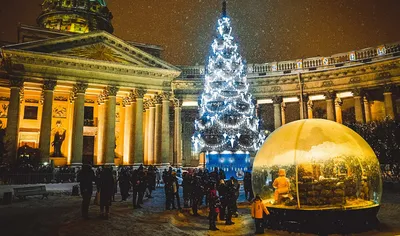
[143,101,149,165]
[128,92,136,164]
[325,91,335,121]
[133,89,146,165]
[173,97,182,167]
[281,102,286,125]
[307,99,313,119]
[122,97,131,164]
[299,94,308,119]
[363,94,372,123]
[147,99,156,165]
[272,96,282,129]
[39,80,57,163]
[154,94,162,165]
[335,97,343,124]
[5,77,23,160]
[160,92,171,166]
[71,82,88,165]
[96,97,105,165]
[352,88,364,123]
[383,85,395,120]
[103,86,118,165]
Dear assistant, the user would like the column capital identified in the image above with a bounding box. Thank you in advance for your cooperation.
[133,88,147,98]
[272,96,282,104]
[143,99,150,110]
[172,96,183,107]
[160,92,171,101]
[9,77,24,88]
[122,97,131,107]
[128,91,136,102]
[43,79,57,91]
[97,92,106,105]
[383,84,393,94]
[148,98,155,107]
[324,90,336,100]
[351,88,363,97]
[105,85,119,97]
[73,82,88,94]
[153,94,162,104]
[334,97,343,107]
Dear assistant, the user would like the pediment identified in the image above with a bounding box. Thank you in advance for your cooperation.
[55,43,143,65]
[3,31,178,70]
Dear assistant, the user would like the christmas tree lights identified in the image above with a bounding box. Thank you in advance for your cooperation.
[193,1,265,179]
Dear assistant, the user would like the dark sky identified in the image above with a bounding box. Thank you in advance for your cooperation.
[0,0,399,65]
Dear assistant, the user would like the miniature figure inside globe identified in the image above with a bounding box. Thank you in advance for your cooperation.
[252,119,382,210]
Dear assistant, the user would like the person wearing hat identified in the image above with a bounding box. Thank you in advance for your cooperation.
[251,194,270,234]
[272,169,290,204]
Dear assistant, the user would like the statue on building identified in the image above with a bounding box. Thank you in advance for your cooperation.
[52,120,66,157]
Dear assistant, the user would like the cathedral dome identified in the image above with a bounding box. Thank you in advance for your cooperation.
[37,0,113,34]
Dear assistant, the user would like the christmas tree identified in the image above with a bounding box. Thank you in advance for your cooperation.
[193,1,265,179]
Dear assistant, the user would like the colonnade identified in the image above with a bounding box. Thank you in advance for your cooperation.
[4,79,184,166]
[272,86,396,129]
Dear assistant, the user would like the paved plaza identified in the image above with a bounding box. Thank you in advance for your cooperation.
[0,183,399,236]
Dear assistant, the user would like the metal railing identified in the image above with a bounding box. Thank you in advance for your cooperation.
[177,41,400,78]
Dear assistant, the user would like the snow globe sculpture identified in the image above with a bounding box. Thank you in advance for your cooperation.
[252,119,382,234]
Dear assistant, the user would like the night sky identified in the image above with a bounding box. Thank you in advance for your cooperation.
[0,0,399,65]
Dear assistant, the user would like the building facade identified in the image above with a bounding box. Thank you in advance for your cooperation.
[0,0,399,167]
[174,43,400,166]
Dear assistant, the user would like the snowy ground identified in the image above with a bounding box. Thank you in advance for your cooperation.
[0,184,399,236]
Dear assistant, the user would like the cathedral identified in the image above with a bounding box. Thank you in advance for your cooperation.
[0,0,399,167]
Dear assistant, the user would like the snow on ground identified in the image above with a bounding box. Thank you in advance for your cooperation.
[0,184,399,236]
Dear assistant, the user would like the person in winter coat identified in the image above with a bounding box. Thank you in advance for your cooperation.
[118,169,130,201]
[208,182,220,231]
[182,172,192,208]
[98,166,114,219]
[137,170,146,205]
[171,172,181,209]
[78,164,95,219]
[130,169,142,209]
[225,178,236,225]
[217,179,227,221]
[243,172,253,201]
[272,169,290,203]
[251,195,270,234]
[191,176,203,216]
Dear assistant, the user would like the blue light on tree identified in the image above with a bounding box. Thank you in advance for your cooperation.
[192,1,265,179]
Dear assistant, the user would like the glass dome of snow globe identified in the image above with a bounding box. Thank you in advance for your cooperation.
[252,119,382,234]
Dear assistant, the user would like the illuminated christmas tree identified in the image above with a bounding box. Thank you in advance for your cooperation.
[193,1,265,179]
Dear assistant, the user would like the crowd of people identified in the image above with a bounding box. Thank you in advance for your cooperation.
[0,162,268,234]
[78,165,261,231]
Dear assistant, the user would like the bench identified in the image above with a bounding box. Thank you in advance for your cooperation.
[13,185,49,200]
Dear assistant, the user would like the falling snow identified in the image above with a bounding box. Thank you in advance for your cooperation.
[0,0,399,65]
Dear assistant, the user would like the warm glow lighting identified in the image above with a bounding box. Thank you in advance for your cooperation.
[182,101,198,107]
[257,99,273,104]
[283,97,299,103]
[309,94,326,101]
